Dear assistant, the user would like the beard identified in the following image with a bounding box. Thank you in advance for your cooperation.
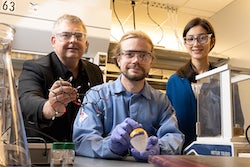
[121,64,148,81]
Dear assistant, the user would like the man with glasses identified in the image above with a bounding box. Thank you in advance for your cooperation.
[73,30,184,161]
[18,14,103,142]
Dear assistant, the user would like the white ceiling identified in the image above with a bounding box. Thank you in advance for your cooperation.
[114,0,234,17]
[110,0,250,68]
[110,0,234,39]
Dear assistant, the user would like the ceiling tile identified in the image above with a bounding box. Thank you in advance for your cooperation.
[184,0,235,13]
[111,0,250,68]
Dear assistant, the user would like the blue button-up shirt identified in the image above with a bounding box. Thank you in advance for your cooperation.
[73,75,184,159]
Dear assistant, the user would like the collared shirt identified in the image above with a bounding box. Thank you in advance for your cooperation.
[18,52,103,142]
[73,75,184,159]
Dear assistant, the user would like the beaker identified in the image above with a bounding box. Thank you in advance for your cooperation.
[0,23,31,166]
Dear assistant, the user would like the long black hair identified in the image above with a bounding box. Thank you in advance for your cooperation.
[177,17,216,82]
[183,17,216,51]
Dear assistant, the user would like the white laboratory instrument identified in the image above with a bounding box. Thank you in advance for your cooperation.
[184,64,250,157]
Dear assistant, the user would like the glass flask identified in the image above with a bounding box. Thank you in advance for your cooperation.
[0,23,31,166]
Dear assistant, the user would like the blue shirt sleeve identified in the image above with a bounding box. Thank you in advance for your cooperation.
[166,74,196,148]
[73,76,184,158]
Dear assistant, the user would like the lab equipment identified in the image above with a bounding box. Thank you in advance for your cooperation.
[184,64,250,157]
[50,142,75,167]
[0,23,31,166]
[130,128,148,152]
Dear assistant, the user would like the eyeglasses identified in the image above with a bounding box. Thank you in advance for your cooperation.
[184,34,212,46]
[120,50,152,63]
[56,32,87,42]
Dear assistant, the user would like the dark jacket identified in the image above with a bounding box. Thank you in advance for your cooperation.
[18,52,103,142]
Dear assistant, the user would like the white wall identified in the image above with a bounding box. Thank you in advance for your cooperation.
[210,0,250,68]
[238,80,250,131]
[0,0,112,57]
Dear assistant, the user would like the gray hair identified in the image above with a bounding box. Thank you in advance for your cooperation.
[52,14,87,34]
